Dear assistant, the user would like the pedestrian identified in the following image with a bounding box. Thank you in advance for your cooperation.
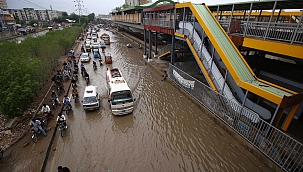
[58,166,70,172]
[203,36,209,49]
[161,71,168,81]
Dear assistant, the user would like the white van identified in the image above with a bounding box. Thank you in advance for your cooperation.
[83,85,100,111]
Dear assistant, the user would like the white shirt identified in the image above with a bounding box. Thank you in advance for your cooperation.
[57,115,66,121]
[41,105,51,113]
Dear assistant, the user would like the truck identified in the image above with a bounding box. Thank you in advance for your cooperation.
[106,68,135,115]
[101,33,110,45]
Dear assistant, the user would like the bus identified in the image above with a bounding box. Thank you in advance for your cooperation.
[106,68,135,115]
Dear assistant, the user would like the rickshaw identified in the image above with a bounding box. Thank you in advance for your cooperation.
[105,53,112,64]
[20,29,27,35]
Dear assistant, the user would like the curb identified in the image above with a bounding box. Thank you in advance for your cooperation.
[40,41,80,172]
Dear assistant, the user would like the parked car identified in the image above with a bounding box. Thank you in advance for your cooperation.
[80,53,91,62]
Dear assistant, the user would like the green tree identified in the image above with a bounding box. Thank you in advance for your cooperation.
[87,13,95,22]
[0,26,82,118]
[62,12,68,18]
[29,20,39,27]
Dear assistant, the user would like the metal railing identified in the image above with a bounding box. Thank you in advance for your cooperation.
[219,20,303,44]
[168,64,303,172]
[157,44,171,56]
[143,18,173,28]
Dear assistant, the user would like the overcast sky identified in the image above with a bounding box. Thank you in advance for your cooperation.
[7,0,249,15]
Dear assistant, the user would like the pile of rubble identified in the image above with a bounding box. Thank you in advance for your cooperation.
[0,108,38,151]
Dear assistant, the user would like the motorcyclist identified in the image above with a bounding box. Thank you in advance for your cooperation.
[84,71,90,82]
[63,95,72,109]
[30,118,47,136]
[81,66,86,77]
[67,56,72,64]
[63,69,70,80]
[70,49,74,56]
[93,61,97,69]
[66,62,72,72]
[72,87,79,98]
[56,112,67,129]
[41,104,54,117]
[71,77,77,88]
[80,63,84,69]
[50,90,60,105]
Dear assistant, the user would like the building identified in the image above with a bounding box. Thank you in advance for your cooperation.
[0,9,15,27]
[8,8,65,23]
[0,0,8,9]
[125,0,151,7]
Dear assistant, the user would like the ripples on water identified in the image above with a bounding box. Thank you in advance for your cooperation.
[45,32,263,172]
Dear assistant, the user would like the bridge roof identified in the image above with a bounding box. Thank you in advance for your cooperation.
[208,0,303,11]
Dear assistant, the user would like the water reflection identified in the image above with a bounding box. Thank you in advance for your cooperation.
[112,114,135,133]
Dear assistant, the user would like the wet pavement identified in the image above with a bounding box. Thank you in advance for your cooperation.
[38,29,281,171]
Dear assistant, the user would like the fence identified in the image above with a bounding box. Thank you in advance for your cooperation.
[168,64,303,172]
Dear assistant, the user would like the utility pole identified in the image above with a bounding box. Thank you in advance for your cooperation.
[74,0,84,23]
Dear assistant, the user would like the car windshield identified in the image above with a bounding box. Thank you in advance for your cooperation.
[111,90,133,104]
[83,96,97,104]
[81,54,89,58]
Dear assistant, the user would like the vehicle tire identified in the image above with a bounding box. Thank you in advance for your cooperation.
[0,150,3,160]
[32,133,37,143]
[43,118,48,127]
[65,107,69,115]
[74,97,77,103]
[52,103,56,110]
[60,127,64,137]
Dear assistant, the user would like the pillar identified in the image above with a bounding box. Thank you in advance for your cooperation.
[148,30,152,62]
[143,29,147,58]
[154,32,158,57]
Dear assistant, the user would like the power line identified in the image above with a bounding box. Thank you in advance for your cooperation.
[73,0,84,23]
[18,0,48,10]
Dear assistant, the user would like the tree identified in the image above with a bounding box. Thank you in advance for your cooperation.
[29,20,39,27]
[62,12,68,18]
[87,13,95,22]
[13,14,20,24]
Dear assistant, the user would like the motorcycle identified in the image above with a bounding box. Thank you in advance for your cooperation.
[41,112,52,127]
[85,76,89,85]
[58,122,66,137]
[50,98,59,109]
[57,85,65,96]
[72,82,77,88]
[64,103,72,115]
[63,73,70,82]
[73,94,78,103]
[93,64,97,70]
[31,127,40,143]
[72,74,78,82]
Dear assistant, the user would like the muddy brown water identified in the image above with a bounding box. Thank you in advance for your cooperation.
[1,29,276,172]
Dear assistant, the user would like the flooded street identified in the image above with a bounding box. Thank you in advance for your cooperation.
[44,29,271,172]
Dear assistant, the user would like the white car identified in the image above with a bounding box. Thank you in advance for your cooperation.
[91,43,99,49]
[87,35,92,39]
[80,53,91,62]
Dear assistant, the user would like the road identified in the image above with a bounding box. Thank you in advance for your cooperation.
[43,29,276,172]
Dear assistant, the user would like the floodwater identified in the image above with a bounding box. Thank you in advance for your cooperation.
[44,29,271,172]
